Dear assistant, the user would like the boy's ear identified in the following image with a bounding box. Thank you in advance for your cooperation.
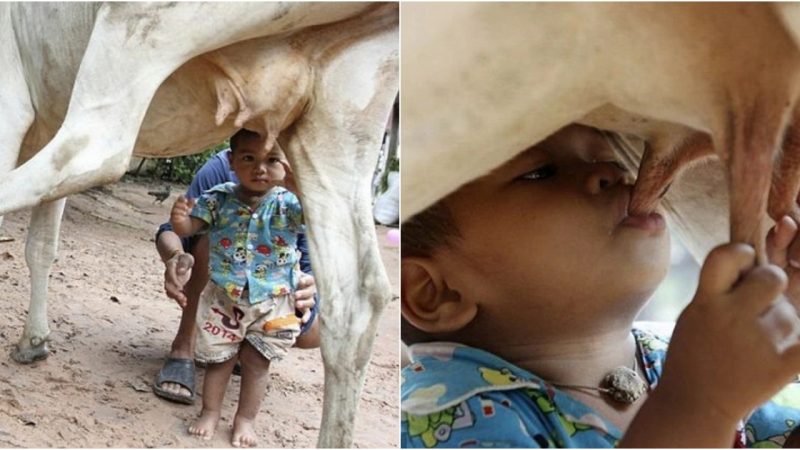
[401,257,477,334]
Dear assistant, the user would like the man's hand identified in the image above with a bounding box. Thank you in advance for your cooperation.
[164,251,194,308]
[294,272,317,323]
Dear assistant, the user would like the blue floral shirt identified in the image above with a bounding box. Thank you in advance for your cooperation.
[190,182,304,304]
[401,329,800,448]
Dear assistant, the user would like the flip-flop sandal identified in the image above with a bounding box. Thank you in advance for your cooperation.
[153,357,196,405]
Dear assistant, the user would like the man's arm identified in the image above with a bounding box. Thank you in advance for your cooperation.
[156,224,195,308]
[154,148,231,306]
[157,225,186,262]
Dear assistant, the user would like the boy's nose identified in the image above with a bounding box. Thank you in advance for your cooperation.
[585,161,627,194]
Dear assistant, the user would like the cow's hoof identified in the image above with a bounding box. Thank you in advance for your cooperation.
[11,342,49,364]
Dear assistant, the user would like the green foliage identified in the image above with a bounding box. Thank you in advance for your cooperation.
[153,140,229,184]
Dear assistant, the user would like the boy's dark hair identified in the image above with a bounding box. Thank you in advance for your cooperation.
[401,199,460,259]
[230,129,262,153]
[402,198,461,345]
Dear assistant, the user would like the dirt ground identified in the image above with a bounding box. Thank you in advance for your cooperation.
[0,176,399,448]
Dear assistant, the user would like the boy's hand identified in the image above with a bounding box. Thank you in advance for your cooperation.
[767,215,800,302]
[170,195,196,234]
[278,160,299,194]
[658,243,800,426]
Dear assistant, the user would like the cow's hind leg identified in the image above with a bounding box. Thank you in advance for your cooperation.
[12,199,66,363]
[0,3,36,236]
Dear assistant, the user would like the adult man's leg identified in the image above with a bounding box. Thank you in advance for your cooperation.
[153,234,210,403]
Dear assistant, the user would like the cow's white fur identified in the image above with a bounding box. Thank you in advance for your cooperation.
[0,3,397,447]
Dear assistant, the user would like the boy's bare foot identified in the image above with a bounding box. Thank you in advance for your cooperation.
[188,409,220,440]
[231,415,258,448]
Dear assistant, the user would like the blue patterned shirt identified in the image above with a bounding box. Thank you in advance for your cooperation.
[401,329,800,448]
[190,182,304,304]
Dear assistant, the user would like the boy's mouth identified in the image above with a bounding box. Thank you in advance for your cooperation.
[616,188,666,233]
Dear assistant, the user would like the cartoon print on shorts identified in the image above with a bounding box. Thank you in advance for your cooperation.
[746,421,797,448]
[405,401,475,448]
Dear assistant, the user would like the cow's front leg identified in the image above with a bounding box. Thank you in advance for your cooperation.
[0,3,36,237]
[12,198,66,363]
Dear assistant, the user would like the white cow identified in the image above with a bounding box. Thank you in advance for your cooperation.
[402,3,800,263]
[0,2,398,447]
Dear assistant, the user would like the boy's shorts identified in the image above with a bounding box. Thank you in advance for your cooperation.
[195,282,301,364]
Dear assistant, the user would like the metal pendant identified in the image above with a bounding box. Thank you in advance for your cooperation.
[601,366,647,404]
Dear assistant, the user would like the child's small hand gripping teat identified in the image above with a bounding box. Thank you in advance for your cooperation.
[277,160,298,194]
[762,215,800,352]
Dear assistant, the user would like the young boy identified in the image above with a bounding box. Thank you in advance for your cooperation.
[401,124,800,447]
[171,129,304,447]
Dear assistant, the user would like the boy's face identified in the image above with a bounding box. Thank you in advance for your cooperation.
[230,136,287,194]
[437,124,671,341]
